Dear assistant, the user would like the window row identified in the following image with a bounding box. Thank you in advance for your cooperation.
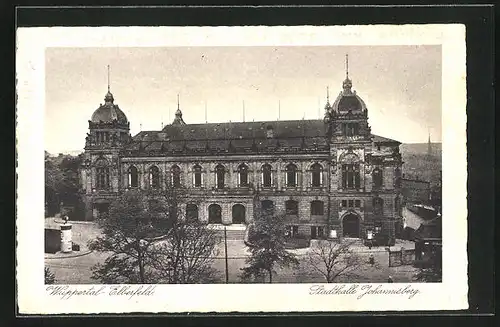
[125,163,326,189]
[341,165,399,189]
[287,225,326,239]
[339,197,401,216]
[261,200,325,216]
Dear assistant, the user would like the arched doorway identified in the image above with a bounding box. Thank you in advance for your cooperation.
[232,204,246,224]
[208,204,222,224]
[342,213,360,238]
[186,203,199,222]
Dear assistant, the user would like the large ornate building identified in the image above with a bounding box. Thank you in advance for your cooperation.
[80,67,403,242]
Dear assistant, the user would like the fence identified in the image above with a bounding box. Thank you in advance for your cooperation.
[388,247,415,267]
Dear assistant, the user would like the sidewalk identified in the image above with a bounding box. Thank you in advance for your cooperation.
[292,239,415,256]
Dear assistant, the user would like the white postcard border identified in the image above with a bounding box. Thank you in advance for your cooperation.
[16,24,467,313]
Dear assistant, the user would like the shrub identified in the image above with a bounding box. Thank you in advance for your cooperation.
[44,267,55,284]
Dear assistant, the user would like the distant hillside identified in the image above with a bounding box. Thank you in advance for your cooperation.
[46,150,83,157]
[400,143,442,186]
[400,143,442,156]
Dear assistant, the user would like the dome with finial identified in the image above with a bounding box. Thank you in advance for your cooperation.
[331,54,367,113]
[90,65,128,124]
[90,90,128,124]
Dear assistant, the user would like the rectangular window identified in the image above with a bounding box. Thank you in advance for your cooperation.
[311,226,317,239]
[343,164,360,189]
[194,173,202,187]
[348,200,354,207]
[345,123,359,137]
[341,200,347,208]
[355,200,361,207]
[292,225,299,236]
[318,226,324,238]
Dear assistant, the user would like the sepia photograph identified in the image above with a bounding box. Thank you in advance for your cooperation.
[43,46,442,285]
[16,24,466,313]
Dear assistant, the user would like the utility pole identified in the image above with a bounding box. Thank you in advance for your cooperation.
[224,226,229,283]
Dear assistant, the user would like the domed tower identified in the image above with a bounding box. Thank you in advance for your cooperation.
[328,55,371,142]
[325,55,376,240]
[81,66,131,220]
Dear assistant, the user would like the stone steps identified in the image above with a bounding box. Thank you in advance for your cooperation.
[215,229,246,240]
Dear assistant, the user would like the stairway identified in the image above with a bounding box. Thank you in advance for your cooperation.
[342,237,365,246]
[216,228,246,240]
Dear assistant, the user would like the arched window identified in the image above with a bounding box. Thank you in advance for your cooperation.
[215,164,225,189]
[186,203,198,222]
[311,200,324,215]
[372,167,383,189]
[285,163,298,187]
[373,197,384,216]
[261,164,272,187]
[208,204,222,224]
[193,164,203,187]
[95,158,110,189]
[128,166,138,188]
[171,165,181,188]
[285,200,299,216]
[342,163,360,189]
[238,163,249,187]
[261,200,274,215]
[149,166,160,189]
[96,167,110,189]
[311,163,323,187]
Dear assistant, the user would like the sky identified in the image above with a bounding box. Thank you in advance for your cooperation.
[45,45,442,154]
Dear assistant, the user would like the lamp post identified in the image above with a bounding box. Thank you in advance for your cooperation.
[224,226,229,283]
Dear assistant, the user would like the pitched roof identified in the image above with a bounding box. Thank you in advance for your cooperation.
[415,216,442,240]
[124,119,400,155]
[372,134,401,145]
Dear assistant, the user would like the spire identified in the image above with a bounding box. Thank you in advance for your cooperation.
[324,86,332,110]
[104,64,114,104]
[278,100,281,120]
[427,130,432,156]
[205,101,207,123]
[172,94,186,125]
[342,54,353,94]
[345,53,349,80]
[107,64,110,92]
[243,100,245,122]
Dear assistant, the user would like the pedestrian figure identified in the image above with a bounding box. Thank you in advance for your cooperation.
[369,254,375,266]
[387,276,394,283]
[368,241,372,250]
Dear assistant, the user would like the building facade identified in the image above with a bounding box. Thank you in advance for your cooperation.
[80,73,403,241]
[401,177,431,204]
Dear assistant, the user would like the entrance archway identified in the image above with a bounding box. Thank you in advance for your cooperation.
[232,204,246,224]
[93,202,110,220]
[342,213,360,238]
[208,204,222,224]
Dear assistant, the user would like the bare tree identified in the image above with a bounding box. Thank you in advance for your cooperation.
[306,239,364,283]
[88,189,166,284]
[89,187,221,284]
[149,219,221,284]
